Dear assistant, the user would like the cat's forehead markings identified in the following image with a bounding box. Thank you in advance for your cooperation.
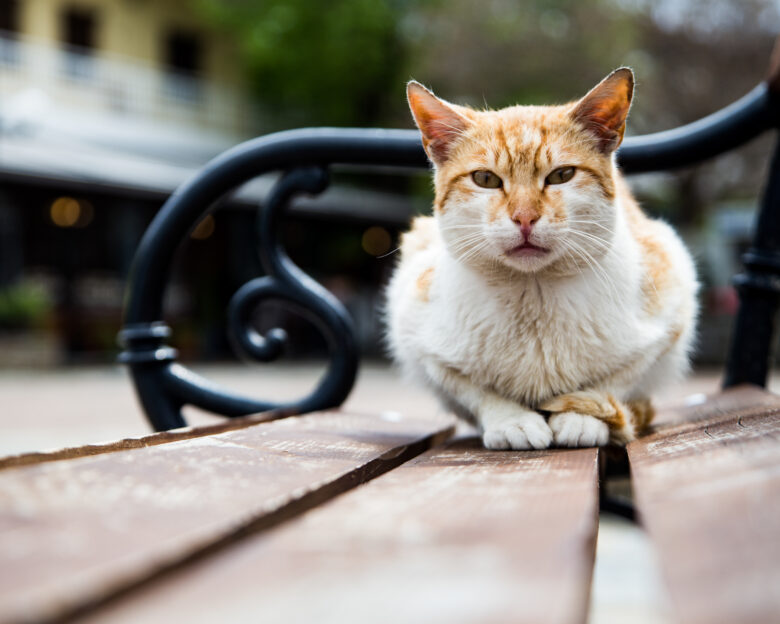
[532,137,547,179]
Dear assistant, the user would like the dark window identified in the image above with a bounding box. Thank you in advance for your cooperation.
[0,0,20,64]
[60,7,97,79]
[164,29,202,74]
[0,0,20,34]
[61,7,96,51]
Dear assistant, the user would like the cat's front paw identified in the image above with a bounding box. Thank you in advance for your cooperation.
[482,411,553,450]
[548,412,609,448]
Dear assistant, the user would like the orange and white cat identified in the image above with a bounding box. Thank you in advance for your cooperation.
[386,68,698,449]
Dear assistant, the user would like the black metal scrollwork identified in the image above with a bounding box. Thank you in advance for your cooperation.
[118,165,359,430]
[225,166,359,413]
[119,129,427,430]
[120,79,780,431]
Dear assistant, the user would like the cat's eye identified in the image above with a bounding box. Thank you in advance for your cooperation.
[545,166,576,185]
[471,170,503,189]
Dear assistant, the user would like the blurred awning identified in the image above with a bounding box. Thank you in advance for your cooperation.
[0,129,425,226]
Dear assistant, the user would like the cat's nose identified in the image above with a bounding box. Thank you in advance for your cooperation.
[511,210,539,238]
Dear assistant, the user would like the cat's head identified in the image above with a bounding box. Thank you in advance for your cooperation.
[407,68,634,275]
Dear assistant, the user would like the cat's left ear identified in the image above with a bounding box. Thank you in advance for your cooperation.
[571,68,634,154]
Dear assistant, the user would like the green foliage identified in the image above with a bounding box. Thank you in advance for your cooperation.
[196,0,419,127]
[0,282,51,330]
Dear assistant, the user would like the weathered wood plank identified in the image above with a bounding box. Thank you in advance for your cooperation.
[628,385,780,624]
[84,440,600,624]
[0,410,453,624]
[0,410,290,470]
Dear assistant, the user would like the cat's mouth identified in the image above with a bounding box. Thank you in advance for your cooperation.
[507,242,550,258]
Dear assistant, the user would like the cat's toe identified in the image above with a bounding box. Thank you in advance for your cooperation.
[516,419,554,449]
[482,429,511,450]
[549,412,583,447]
[482,414,552,450]
[579,415,609,446]
[550,412,609,447]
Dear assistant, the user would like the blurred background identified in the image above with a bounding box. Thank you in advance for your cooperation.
[0,0,778,368]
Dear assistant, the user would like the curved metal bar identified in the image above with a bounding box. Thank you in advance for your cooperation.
[120,166,359,430]
[619,83,779,173]
[120,80,779,430]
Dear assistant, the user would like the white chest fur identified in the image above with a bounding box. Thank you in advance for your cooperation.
[387,219,673,408]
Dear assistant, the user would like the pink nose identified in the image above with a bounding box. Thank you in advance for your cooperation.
[511,209,539,237]
[519,222,535,239]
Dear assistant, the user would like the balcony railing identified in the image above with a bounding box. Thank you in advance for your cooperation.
[0,30,253,136]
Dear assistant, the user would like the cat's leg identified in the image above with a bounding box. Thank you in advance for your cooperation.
[424,362,553,450]
[540,391,653,447]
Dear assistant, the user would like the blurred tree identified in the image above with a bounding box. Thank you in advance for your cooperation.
[195,0,425,128]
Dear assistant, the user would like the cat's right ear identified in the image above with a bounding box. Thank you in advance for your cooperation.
[407,81,470,165]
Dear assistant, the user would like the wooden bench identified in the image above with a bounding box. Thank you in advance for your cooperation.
[3,48,780,624]
[1,386,778,623]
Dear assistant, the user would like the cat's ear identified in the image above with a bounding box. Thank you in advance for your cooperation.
[571,68,634,154]
[407,81,470,164]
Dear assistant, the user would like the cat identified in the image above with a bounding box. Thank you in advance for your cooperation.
[386,68,698,449]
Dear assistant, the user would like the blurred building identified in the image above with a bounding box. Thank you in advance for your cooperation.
[0,0,420,366]
[0,0,261,365]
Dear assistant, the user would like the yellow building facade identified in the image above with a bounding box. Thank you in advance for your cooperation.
[2,0,253,138]
[16,0,244,87]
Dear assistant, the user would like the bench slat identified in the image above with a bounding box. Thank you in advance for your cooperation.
[85,440,600,624]
[628,386,780,624]
[0,410,453,623]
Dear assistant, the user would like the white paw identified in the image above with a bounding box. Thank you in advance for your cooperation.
[549,412,609,448]
[482,411,553,450]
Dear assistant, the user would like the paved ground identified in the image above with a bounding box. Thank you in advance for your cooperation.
[0,361,753,457]
[2,362,774,623]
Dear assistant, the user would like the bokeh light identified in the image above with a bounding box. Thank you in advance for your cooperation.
[361,226,391,256]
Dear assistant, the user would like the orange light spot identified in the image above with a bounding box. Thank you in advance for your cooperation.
[191,214,215,240]
[361,226,391,256]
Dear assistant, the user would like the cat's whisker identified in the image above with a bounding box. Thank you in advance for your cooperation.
[448,236,487,253]
[559,239,624,307]
[448,231,487,245]
[565,220,616,235]
[455,238,493,264]
[456,241,492,263]
[565,225,612,241]
[566,230,612,250]
[376,247,400,259]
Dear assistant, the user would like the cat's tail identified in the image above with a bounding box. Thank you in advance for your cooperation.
[540,390,654,445]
